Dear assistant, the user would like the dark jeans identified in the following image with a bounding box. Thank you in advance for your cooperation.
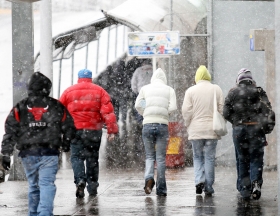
[70,129,102,194]
[232,125,265,198]
[112,98,128,124]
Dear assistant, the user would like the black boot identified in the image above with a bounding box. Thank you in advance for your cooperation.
[76,182,85,198]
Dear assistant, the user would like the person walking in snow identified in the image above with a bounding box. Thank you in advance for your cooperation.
[95,60,129,136]
[1,72,75,216]
[135,68,177,196]
[181,65,224,196]
[59,69,118,198]
[131,59,154,160]
[223,68,274,201]
[131,59,153,123]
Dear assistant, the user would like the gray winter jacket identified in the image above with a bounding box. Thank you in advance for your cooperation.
[131,64,153,94]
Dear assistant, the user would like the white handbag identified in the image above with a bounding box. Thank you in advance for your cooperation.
[213,88,228,136]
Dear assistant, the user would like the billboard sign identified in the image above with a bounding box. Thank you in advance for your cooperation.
[128,31,180,56]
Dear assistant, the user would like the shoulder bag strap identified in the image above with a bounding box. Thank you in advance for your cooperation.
[213,86,217,111]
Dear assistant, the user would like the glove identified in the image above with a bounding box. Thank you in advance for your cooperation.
[2,155,11,171]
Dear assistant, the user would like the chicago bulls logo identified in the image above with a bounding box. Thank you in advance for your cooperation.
[27,105,48,121]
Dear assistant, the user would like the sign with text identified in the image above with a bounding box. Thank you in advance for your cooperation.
[128,31,180,56]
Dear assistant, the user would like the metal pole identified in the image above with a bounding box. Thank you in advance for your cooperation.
[85,44,89,69]
[96,39,100,74]
[58,58,63,98]
[123,26,126,52]
[169,0,173,87]
[207,0,213,76]
[170,0,173,31]
[275,0,280,211]
[40,0,53,94]
[115,25,118,58]
[107,27,111,65]
[71,52,74,85]
[152,56,156,72]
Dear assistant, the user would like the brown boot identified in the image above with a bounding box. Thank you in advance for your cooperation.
[144,179,155,194]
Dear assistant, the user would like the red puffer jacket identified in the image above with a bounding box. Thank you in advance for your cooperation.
[59,78,118,134]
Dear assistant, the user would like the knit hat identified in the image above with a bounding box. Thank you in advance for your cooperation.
[78,69,92,79]
[236,68,253,84]
[195,65,211,83]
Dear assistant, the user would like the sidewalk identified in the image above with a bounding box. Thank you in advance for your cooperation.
[0,156,278,216]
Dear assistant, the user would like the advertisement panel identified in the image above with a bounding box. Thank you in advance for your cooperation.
[128,31,180,56]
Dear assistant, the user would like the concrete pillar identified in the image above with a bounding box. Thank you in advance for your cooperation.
[264,31,276,168]
[10,2,34,180]
[274,0,280,211]
[249,29,276,168]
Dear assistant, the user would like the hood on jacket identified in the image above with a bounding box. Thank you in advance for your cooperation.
[28,72,52,96]
[195,65,211,83]
[151,68,167,84]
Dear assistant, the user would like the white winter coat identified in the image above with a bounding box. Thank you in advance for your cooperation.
[182,80,224,140]
[135,68,177,125]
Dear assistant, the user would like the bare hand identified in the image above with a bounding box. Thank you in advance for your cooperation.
[107,134,115,142]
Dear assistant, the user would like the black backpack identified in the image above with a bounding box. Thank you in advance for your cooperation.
[257,88,275,134]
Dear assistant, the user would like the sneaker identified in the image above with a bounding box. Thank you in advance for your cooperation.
[144,179,155,194]
[196,183,204,194]
[76,182,85,198]
[251,181,261,200]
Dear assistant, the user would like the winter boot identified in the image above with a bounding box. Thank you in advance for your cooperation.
[76,182,85,198]
[195,183,204,195]
[251,181,261,200]
[144,179,155,194]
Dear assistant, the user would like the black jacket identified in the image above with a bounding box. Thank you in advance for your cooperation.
[1,72,75,157]
[223,80,271,126]
[94,64,132,101]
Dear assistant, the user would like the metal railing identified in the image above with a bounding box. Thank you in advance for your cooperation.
[35,16,131,98]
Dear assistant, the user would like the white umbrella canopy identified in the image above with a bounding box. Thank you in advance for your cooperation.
[107,0,208,33]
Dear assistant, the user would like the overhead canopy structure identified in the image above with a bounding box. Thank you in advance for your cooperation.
[106,0,208,34]
[35,0,208,66]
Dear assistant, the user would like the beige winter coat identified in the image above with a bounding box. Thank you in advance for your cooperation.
[182,80,224,140]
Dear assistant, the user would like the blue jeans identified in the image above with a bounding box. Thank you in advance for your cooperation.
[70,129,102,194]
[190,139,217,194]
[21,155,59,216]
[232,125,265,198]
[142,123,169,195]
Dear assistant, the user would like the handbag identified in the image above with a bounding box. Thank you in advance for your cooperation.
[213,88,228,136]
[257,89,275,134]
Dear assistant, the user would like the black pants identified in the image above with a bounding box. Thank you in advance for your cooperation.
[70,129,102,194]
